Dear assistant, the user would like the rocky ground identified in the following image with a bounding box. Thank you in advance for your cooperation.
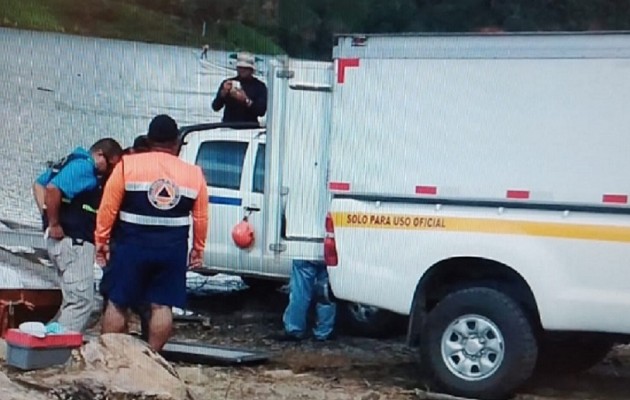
[118,288,630,399]
[2,285,630,399]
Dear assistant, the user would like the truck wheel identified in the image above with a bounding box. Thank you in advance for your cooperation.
[536,335,615,375]
[421,287,538,400]
[338,301,405,338]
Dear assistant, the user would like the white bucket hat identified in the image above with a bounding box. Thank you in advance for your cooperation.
[235,52,256,70]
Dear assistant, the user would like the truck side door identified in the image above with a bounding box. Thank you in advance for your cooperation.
[194,136,250,271]
[239,134,267,275]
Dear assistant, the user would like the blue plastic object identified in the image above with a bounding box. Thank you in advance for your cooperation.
[45,322,66,334]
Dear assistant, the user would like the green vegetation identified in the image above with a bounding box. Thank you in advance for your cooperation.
[3,0,630,59]
[279,0,630,59]
[0,0,283,54]
[225,23,284,55]
[1,0,60,32]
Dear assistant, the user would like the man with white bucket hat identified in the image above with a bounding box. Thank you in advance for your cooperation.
[212,51,268,124]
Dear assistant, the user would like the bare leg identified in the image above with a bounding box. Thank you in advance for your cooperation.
[101,295,130,334]
[148,304,172,351]
[101,301,127,334]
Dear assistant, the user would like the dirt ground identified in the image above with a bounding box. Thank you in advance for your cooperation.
[89,287,630,400]
[3,241,630,399]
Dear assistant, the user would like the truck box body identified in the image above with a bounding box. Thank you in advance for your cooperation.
[328,33,630,208]
[325,32,630,336]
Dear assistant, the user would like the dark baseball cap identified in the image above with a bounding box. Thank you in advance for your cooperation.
[133,135,150,150]
[147,114,179,143]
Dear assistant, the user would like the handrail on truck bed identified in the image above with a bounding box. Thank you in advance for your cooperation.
[179,122,263,145]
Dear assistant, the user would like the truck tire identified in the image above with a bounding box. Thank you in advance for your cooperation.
[535,335,615,375]
[420,287,538,400]
[338,301,405,338]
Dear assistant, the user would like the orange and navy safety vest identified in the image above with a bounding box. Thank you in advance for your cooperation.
[95,152,208,251]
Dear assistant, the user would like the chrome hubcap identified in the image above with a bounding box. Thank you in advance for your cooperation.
[441,314,505,381]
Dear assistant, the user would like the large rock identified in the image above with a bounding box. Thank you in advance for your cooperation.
[0,370,48,400]
[15,333,196,400]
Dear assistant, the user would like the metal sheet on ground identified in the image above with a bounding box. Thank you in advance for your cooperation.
[160,341,269,365]
[84,334,268,365]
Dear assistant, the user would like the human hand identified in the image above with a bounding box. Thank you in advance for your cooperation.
[48,224,65,240]
[231,89,248,103]
[95,243,110,267]
[220,81,232,97]
[188,249,203,269]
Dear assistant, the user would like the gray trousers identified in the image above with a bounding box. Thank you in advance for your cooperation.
[47,237,95,333]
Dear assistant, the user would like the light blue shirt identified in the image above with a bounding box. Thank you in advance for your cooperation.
[36,147,98,200]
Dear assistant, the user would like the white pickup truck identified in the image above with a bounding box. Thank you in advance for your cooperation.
[179,32,630,399]
[324,32,630,399]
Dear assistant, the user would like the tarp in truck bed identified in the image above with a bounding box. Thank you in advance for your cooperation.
[328,33,630,209]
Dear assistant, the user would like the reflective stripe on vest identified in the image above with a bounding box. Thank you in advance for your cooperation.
[83,204,97,214]
[62,198,97,214]
[119,211,190,227]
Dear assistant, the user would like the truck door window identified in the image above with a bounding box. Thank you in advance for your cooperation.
[195,141,249,190]
[252,144,265,193]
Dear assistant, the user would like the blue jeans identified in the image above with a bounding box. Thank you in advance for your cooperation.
[282,260,336,340]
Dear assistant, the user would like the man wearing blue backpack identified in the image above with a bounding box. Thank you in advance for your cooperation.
[32,138,123,333]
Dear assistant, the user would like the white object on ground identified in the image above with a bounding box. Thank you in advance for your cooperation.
[91,267,247,296]
[185,271,246,294]
[171,307,194,316]
[18,322,47,338]
[38,258,53,267]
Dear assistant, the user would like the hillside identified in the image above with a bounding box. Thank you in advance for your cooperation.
[3,0,630,59]
[0,0,284,54]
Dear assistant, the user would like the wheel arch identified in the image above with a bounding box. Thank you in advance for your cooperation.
[406,256,541,346]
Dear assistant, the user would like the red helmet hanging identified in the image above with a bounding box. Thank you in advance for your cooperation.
[232,219,255,249]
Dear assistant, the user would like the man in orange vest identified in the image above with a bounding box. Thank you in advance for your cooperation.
[98,134,151,340]
[95,114,209,351]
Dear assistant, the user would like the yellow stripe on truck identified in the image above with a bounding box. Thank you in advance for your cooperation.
[331,212,630,243]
